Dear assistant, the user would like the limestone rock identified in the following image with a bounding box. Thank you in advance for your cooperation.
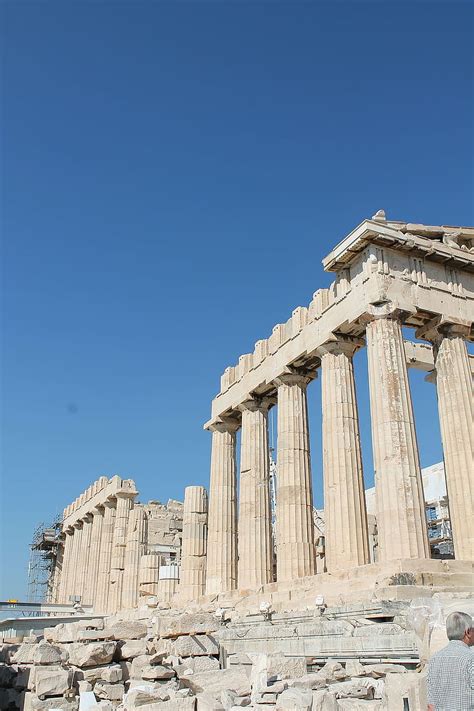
[44,625,76,645]
[130,654,152,679]
[292,672,327,690]
[35,668,71,698]
[11,645,36,665]
[67,642,116,668]
[319,661,348,682]
[94,681,125,701]
[181,668,251,697]
[118,640,148,659]
[275,687,313,710]
[158,613,219,638]
[107,621,147,640]
[166,634,219,658]
[123,687,172,709]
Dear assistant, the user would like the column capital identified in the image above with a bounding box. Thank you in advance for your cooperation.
[274,369,314,388]
[361,301,406,324]
[416,316,472,344]
[82,513,93,524]
[73,520,83,530]
[104,498,117,509]
[64,526,74,535]
[91,505,105,516]
[116,489,138,500]
[209,417,240,434]
[237,395,275,413]
[316,335,365,358]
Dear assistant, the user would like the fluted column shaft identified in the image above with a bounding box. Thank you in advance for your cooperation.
[122,506,147,609]
[366,308,429,561]
[180,486,208,600]
[275,373,316,581]
[96,499,116,612]
[429,326,473,560]
[108,492,135,613]
[319,339,369,571]
[238,399,273,589]
[77,514,93,602]
[69,522,84,598]
[59,529,74,603]
[205,421,239,595]
[83,507,103,607]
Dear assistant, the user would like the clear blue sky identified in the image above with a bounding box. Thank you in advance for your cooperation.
[1,1,473,599]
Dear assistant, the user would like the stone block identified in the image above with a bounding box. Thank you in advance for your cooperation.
[67,642,116,668]
[11,645,36,665]
[181,669,251,697]
[292,672,327,690]
[118,640,148,659]
[130,654,151,678]
[33,644,66,666]
[76,630,113,642]
[383,671,425,711]
[166,634,219,658]
[158,613,220,638]
[328,679,375,699]
[196,693,225,711]
[312,689,338,711]
[35,668,72,698]
[141,665,175,680]
[107,621,147,640]
[362,663,406,677]
[94,681,125,701]
[275,687,312,710]
[336,701,384,710]
[22,691,79,710]
[267,655,306,680]
[319,661,348,682]
[353,623,404,637]
[100,665,123,682]
[344,661,365,677]
[44,625,77,644]
[177,656,221,675]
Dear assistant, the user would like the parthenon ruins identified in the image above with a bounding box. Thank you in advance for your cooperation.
[53,212,473,611]
[203,210,473,596]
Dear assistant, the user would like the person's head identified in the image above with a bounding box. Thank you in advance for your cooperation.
[446,611,474,646]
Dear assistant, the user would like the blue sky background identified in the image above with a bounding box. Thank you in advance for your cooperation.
[1,1,473,599]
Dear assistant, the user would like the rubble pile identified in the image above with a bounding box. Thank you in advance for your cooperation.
[0,610,426,710]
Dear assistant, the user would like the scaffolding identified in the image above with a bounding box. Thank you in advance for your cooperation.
[27,520,62,604]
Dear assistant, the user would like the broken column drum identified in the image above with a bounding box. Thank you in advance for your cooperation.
[179,485,208,599]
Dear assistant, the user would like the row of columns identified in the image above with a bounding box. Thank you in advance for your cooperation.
[58,488,143,612]
[205,310,473,596]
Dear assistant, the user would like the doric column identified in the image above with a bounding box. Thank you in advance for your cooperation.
[274,372,316,581]
[49,538,64,603]
[108,490,136,613]
[77,514,93,602]
[58,528,74,603]
[95,499,116,612]
[83,507,104,607]
[419,319,473,561]
[69,521,84,599]
[122,506,147,609]
[179,486,208,600]
[365,304,429,561]
[318,337,369,571]
[205,419,239,595]
[238,398,273,590]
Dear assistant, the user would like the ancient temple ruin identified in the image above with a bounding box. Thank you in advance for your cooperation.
[203,211,473,597]
[54,476,183,612]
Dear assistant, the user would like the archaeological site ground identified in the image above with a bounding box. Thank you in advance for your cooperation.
[1,212,473,711]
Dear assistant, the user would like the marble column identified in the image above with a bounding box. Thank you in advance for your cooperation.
[77,514,93,602]
[95,499,116,612]
[108,490,136,613]
[318,338,370,571]
[138,553,160,599]
[69,521,84,599]
[274,372,316,581]
[59,528,74,603]
[365,305,429,561]
[122,506,147,609]
[49,540,64,603]
[205,419,239,595]
[179,486,208,600]
[238,398,273,589]
[422,321,473,561]
[83,507,104,607]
